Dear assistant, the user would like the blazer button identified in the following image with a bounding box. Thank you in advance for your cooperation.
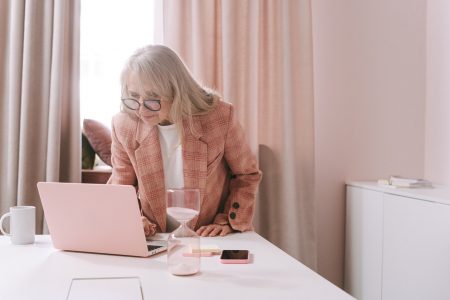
[230,212,236,219]
[232,202,240,209]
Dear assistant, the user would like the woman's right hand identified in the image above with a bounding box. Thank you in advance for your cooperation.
[141,216,157,237]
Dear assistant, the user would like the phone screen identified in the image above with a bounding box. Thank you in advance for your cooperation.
[220,250,249,260]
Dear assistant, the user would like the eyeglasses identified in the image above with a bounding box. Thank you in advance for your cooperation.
[121,98,161,112]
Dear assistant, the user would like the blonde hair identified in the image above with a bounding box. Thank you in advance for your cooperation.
[120,45,219,137]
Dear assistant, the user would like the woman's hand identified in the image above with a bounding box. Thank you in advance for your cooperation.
[196,224,232,237]
[141,216,157,237]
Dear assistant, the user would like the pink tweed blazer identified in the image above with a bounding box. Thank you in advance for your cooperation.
[109,100,262,233]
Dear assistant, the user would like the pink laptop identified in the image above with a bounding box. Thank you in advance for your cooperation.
[37,182,166,257]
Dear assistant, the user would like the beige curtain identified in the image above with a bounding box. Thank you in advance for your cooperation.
[0,0,81,233]
[163,0,316,268]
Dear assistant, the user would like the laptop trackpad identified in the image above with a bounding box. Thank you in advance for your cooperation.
[67,277,143,300]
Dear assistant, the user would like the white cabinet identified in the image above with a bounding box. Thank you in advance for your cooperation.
[345,182,450,300]
[345,187,383,300]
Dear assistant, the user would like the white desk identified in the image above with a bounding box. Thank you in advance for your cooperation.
[0,232,353,300]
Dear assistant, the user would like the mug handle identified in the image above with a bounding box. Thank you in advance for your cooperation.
[0,212,11,236]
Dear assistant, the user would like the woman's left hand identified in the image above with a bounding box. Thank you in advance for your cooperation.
[141,216,157,237]
[196,224,232,237]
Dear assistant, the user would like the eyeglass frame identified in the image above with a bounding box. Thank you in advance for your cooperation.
[121,97,162,112]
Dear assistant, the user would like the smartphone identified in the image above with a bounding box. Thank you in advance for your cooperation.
[220,250,250,264]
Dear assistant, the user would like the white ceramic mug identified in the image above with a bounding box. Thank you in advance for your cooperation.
[0,206,35,245]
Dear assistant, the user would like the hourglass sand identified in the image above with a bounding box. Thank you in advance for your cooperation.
[166,188,200,275]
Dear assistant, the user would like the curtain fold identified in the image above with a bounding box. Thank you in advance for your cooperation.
[163,0,317,268]
[0,0,81,234]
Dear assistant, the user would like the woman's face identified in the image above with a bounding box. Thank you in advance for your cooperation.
[125,72,172,126]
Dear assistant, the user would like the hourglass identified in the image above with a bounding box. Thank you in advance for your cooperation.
[166,188,200,275]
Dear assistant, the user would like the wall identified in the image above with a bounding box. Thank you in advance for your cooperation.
[425,0,450,185]
[311,0,426,287]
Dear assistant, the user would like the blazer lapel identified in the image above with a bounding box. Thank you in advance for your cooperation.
[182,117,208,227]
[134,120,166,232]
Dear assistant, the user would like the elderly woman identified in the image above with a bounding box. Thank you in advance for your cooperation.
[109,45,261,237]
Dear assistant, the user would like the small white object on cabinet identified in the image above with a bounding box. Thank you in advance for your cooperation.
[345,181,450,300]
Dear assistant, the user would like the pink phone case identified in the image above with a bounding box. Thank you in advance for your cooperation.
[220,250,250,264]
[220,258,250,264]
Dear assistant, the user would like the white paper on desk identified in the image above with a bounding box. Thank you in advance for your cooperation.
[67,277,143,300]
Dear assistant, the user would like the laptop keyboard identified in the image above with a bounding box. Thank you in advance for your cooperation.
[147,245,163,251]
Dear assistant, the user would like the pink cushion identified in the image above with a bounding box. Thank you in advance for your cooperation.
[83,119,112,166]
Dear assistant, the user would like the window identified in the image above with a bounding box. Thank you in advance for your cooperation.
[80,0,158,127]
